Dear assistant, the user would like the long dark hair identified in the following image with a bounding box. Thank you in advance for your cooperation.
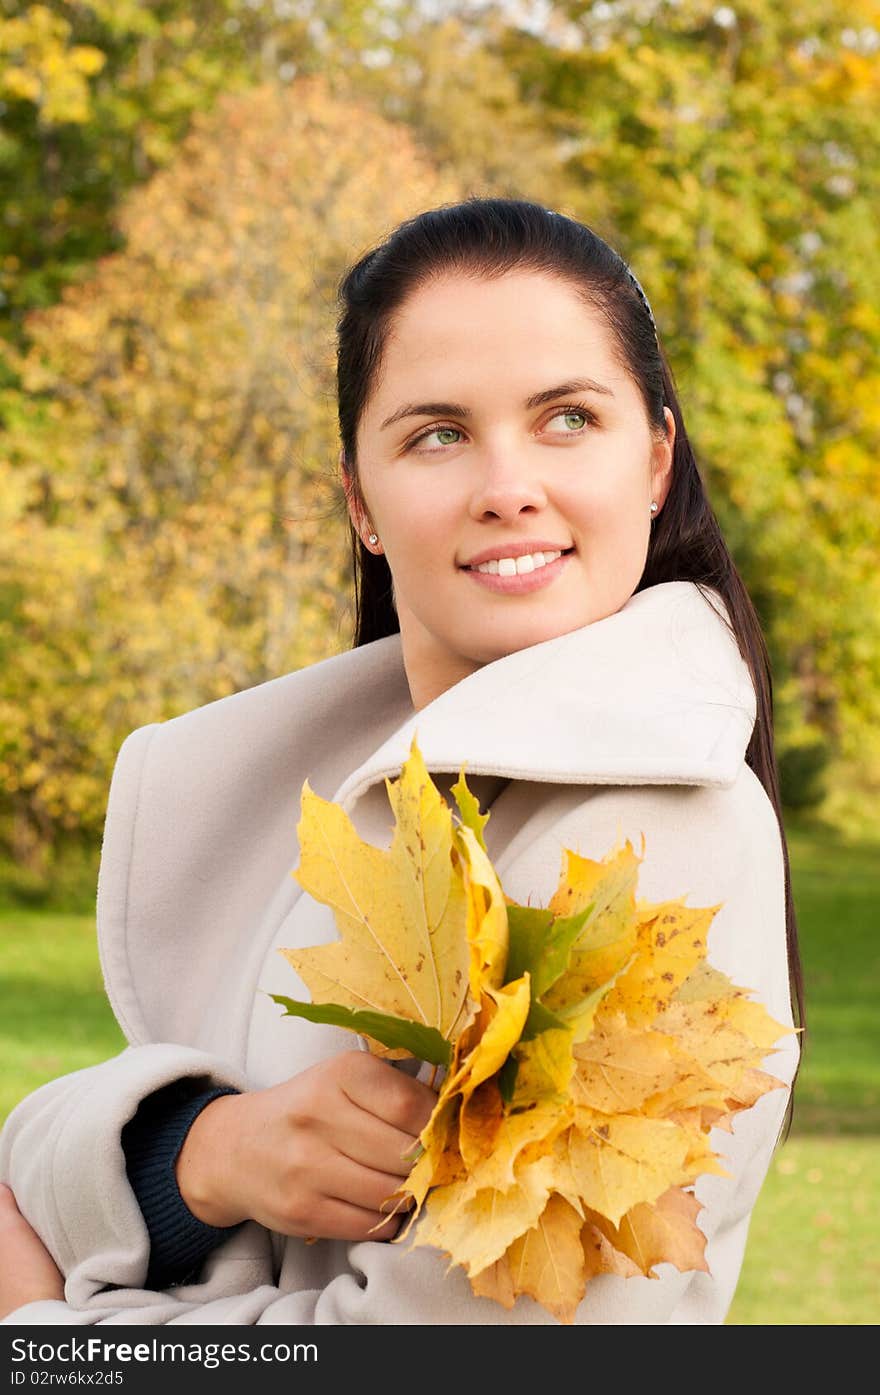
[334,196,805,1118]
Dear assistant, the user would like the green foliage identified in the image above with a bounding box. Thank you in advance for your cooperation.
[0,0,386,341]
[779,738,831,811]
[492,0,880,805]
[783,820,880,1135]
[2,0,878,858]
[267,993,454,1067]
[0,840,99,912]
[0,76,460,853]
[505,903,593,999]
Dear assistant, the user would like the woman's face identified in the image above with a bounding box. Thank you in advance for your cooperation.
[348,269,675,709]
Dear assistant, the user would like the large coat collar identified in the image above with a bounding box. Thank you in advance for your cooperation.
[96,578,756,1049]
[334,580,756,810]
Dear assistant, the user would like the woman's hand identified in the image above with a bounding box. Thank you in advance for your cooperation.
[175,1051,437,1244]
[0,1183,65,1319]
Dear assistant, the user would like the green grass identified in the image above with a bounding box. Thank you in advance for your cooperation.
[727,1136,880,1324]
[0,815,877,1323]
[0,910,126,1123]
[780,823,880,1135]
[725,817,880,1324]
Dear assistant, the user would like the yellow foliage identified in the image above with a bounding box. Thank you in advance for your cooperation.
[284,743,473,1048]
[1,77,460,848]
[278,739,794,1323]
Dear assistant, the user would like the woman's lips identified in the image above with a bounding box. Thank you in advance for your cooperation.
[461,550,573,594]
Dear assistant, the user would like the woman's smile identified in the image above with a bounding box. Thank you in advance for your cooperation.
[460,546,575,594]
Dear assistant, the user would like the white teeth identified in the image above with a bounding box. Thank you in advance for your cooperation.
[474,550,563,575]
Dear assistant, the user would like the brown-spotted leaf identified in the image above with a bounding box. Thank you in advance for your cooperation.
[655,1000,776,1091]
[572,1011,681,1113]
[542,839,642,1017]
[675,961,793,1054]
[565,1111,692,1227]
[601,899,722,1027]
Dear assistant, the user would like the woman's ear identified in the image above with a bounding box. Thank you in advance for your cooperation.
[340,451,375,548]
[650,408,676,511]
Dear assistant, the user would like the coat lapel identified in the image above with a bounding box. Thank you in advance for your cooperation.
[334,580,756,814]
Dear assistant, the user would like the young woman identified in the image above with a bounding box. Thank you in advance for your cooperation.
[0,197,803,1325]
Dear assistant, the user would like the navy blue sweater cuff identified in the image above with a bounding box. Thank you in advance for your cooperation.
[121,1078,243,1290]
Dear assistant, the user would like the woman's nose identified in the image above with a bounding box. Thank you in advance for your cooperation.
[467,452,548,522]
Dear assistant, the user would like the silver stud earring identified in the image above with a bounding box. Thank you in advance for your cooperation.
[650,502,658,515]
[368,533,378,545]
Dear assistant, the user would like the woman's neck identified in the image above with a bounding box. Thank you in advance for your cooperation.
[397,608,483,712]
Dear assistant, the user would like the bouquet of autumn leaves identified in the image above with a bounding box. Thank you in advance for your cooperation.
[269,737,791,1323]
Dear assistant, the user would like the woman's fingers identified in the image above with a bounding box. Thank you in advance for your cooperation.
[339,1053,438,1138]
[298,1192,407,1244]
[321,1152,414,1217]
[333,1099,426,1179]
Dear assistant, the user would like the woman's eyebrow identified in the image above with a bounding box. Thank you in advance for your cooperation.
[379,377,615,431]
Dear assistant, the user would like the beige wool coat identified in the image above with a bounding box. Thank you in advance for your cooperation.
[0,580,799,1325]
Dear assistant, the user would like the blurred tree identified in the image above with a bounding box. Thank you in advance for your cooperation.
[2,0,878,864]
[0,0,387,346]
[0,76,460,865]
[323,6,574,206]
[477,0,880,821]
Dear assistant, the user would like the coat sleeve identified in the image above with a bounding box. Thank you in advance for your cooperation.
[2,763,800,1326]
[0,1044,261,1322]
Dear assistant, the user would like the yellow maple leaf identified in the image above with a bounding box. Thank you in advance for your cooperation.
[284,738,473,1050]
[448,975,532,1104]
[601,898,721,1027]
[410,1150,559,1276]
[504,1193,587,1324]
[509,1018,577,1105]
[454,822,509,998]
[458,1079,569,1186]
[541,840,642,1024]
[610,1188,710,1277]
[572,1011,681,1113]
[395,975,532,1230]
[581,1216,642,1283]
[563,1111,693,1227]
[676,961,791,1052]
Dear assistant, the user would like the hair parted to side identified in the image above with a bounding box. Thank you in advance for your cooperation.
[333,196,804,1120]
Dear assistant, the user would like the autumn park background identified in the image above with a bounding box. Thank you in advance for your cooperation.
[1,0,878,1323]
